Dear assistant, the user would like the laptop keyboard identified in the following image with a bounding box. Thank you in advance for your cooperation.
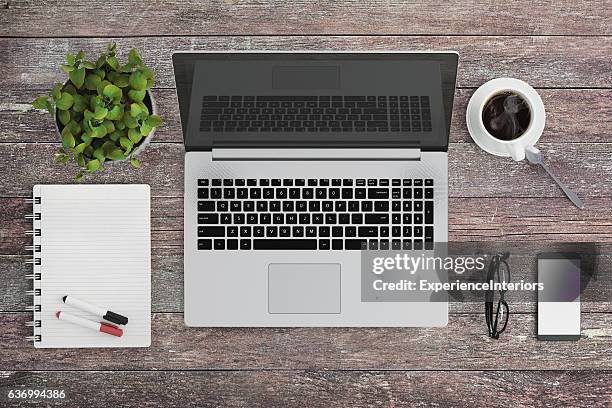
[200,96,432,133]
[197,178,434,250]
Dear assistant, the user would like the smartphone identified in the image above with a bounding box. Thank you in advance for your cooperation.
[537,253,581,340]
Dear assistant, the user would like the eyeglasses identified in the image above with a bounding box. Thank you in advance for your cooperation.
[485,253,510,339]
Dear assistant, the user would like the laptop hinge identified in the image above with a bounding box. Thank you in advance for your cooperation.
[211,148,421,161]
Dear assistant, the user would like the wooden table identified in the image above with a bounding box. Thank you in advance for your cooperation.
[1,1,611,406]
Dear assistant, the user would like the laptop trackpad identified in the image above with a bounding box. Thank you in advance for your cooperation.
[268,263,341,314]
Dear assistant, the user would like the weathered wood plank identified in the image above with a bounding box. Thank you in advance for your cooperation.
[3,196,612,257]
[3,88,611,144]
[1,36,611,89]
[3,250,610,313]
[0,143,609,197]
[0,370,610,408]
[1,0,610,36]
[0,312,610,370]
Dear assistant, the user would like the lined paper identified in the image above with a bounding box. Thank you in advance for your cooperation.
[32,185,151,348]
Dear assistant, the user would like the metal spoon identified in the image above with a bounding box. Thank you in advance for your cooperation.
[525,146,584,209]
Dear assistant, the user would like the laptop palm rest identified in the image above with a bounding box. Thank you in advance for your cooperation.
[268,264,341,314]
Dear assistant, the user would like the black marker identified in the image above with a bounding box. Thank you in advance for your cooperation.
[62,295,128,325]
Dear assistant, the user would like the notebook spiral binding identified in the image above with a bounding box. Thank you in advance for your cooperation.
[26,198,42,344]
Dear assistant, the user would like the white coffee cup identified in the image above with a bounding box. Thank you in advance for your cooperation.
[466,78,545,161]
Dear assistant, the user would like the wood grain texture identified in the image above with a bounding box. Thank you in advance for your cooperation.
[3,88,612,144]
[1,0,610,36]
[0,143,609,198]
[1,313,611,370]
[1,370,610,408]
[2,36,612,89]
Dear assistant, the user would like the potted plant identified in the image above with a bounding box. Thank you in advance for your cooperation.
[33,43,162,181]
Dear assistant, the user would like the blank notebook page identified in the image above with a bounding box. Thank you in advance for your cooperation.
[32,184,151,348]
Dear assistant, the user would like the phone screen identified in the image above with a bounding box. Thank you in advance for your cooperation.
[537,254,581,340]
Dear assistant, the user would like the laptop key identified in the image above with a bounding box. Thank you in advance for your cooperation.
[198,239,212,250]
[198,226,224,237]
[319,239,330,250]
[198,213,219,224]
[227,239,238,250]
[425,201,434,224]
[198,201,215,212]
[332,240,343,250]
[214,239,225,250]
[368,188,389,199]
[345,239,367,250]
[253,239,317,250]
[240,240,252,250]
[198,188,209,199]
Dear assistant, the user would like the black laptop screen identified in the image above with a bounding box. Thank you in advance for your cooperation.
[172,53,458,152]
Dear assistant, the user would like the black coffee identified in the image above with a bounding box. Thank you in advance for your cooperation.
[482,92,531,140]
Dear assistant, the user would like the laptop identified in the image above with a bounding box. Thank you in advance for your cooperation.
[173,52,459,327]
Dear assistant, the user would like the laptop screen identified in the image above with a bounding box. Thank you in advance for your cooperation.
[173,52,458,152]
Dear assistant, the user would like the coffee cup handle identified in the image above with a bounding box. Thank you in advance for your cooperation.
[506,143,526,161]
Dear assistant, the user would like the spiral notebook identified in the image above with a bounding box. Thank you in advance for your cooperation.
[27,184,151,348]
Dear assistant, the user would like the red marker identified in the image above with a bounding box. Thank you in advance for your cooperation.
[56,311,123,337]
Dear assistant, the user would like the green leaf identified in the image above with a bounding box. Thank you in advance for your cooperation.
[84,74,102,91]
[102,120,115,134]
[82,61,96,69]
[72,94,88,112]
[76,154,86,168]
[107,148,125,161]
[140,121,153,136]
[69,67,86,89]
[92,124,107,138]
[106,104,122,120]
[75,172,85,182]
[73,142,88,154]
[102,84,122,102]
[63,84,77,95]
[76,50,86,61]
[55,93,74,110]
[93,147,106,162]
[128,49,143,66]
[45,100,55,115]
[51,83,63,100]
[128,127,142,144]
[66,120,82,136]
[93,106,108,120]
[120,136,133,151]
[86,159,101,173]
[113,118,125,130]
[138,101,149,116]
[130,103,142,117]
[128,89,146,102]
[114,74,130,88]
[109,130,123,141]
[81,134,92,143]
[146,78,155,89]
[61,64,75,73]
[107,56,120,70]
[124,113,139,129]
[141,67,154,79]
[61,129,75,149]
[130,156,141,169]
[146,115,162,128]
[129,71,147,91]
[96,79,112,96]
[66,53,76,66]
[83,109,94,122]
[58,109,70,126]
[93,68,106,80]
[32,96,49,110]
